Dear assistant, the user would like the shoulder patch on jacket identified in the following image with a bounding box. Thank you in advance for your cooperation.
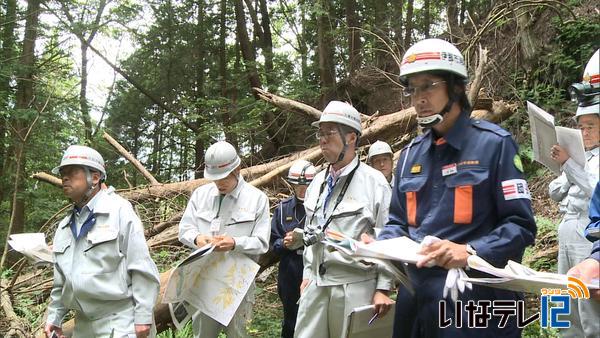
[471,119,510,137]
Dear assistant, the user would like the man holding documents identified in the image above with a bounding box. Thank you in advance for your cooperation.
[376,38,537,337]
[548,49,600,338]
[294,101,395,338]
[178,140,270,337]
[45,145,160,338]
[270,160,316,338]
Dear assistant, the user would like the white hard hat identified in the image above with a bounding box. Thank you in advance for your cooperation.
[311,101,362,134]
[367,141,393,162]
[287,160,316,185]
[52,145,106,179]
[399,38,468,85]
[576,103,599,118]
[204,141,241,180]
[573,49,599,118]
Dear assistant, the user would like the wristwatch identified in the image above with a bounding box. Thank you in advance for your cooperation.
[466,243,477,256]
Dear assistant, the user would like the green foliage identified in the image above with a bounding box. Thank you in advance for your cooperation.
[513,18,600,110]
[522,320,561,338]
[157,322,194,338]
[524,216,558,272]
[247,283,283,337]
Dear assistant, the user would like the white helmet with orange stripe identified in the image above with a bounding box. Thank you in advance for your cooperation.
[53,145,106,180]
[399,38,468,86]
[399,38,469,128]
[287,160,316,185]
[204,141,241,180]
[571,49,599,118]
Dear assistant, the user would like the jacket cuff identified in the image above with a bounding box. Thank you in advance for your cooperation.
[134,311,154,325]
[375,274,393,291]
[46,310,65,328]
[183,230,200,248]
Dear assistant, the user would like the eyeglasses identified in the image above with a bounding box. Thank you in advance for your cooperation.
[403,80,446,97]
[315,130,339,140]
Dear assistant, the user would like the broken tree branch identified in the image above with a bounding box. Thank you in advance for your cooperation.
[253,87,322,120]
[103,132,160,185]
[31,172,62,188]
[468,45,489,107]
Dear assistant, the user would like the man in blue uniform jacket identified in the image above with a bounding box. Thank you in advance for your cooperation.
[376,38,537,337]
[270,160,317,338]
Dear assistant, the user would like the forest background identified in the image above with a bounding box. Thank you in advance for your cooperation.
[0,0,599,336]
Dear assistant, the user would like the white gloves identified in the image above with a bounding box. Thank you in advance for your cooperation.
[420,235,472,302]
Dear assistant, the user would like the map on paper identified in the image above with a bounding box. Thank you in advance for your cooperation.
[163,249,259,326]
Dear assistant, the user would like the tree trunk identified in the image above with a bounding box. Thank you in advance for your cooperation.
[423,0,430,38]
[373,0,387,68]
[404,0,414,47]
[80,43,93,142]
[1,0,41,269]
[459,0,466,26]
[317,0,336,106]
[344,0,361,75]
[447,0,459,36]
[219,0,237,149]
[193,0,207,178]
[516,6,539,72]
[258,0,274,90]
[233,0,262,92]
[0,0,17,209]
[391,0,403,49]
[242,0,263,43]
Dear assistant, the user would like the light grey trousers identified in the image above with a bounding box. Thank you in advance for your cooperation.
[557,215,600,338]
[294,278,376,338]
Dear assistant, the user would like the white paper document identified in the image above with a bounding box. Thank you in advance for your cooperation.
[322,230,425,264]
[464,255,599,295]
[7,233,53,266]
[527,101,586,175]
[163,249,260,326]
[321,230,418,291]
[555,126,586,168]
[344,304,395,338]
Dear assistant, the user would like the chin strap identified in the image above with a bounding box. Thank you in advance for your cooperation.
[74,167,101,206]
[417,95,456,128]
[331,125,349,165]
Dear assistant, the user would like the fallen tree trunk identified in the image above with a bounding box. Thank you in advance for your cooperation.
[1,281,27,337]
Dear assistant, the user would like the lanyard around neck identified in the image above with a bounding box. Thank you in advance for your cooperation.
[309,160,360,232]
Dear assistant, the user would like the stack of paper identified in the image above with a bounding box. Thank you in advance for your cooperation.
[527,101,586,175]
[464,255,599,294]
[322,230,425,264]
[321,231,420,292]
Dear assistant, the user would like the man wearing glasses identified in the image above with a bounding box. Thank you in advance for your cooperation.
[374,38,537,337]
[294,101,395,338]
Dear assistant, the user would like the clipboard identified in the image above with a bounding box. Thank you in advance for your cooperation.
[344,304,395,338]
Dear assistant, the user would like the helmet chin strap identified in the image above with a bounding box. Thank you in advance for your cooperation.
[416,95,456,128]
[74,167,99,207]
[331,125,348,166]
